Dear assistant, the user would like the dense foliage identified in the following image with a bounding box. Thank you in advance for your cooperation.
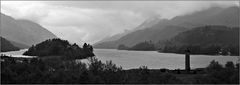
[23,38,94,59]
[1,55,239,84]
[193,60,239,84]
[1,37,20,52]
[118,41,156,51]
[159,25,239,55]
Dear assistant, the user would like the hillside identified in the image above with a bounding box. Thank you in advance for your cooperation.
[0,13,57,48]
[0,37,20,52]
[170,6,239,28]
[95,25,188,48]
[8,40,29,49]
[94,16,163,48]
[118,41,156,51]
[161,25,239,55]
[116,25,188,47]
[171,26,239,46]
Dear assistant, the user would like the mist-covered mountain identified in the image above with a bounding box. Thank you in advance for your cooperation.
[95,16,162,45]
[0,13,57,48]
[94,6,239,49]
[94,16,167,48]
[95,31,130,44]
[0,37,20,52]
[169,6,239,28]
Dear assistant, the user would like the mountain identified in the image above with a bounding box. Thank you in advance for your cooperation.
[136,16,163,30]
[162,25,239,55]
[94,6,239,49]
[116,25,188,47]
[118,41,156,51]
[169,6,239,28]
[95,31,129,44]
[170,25,239,46]
[0,13,57,48]
[1,37,20,52]
[94,16,170,48]
[94,25,188,48]
[93,40,118,49]
[95,16,162,46]
[8,40,29,49]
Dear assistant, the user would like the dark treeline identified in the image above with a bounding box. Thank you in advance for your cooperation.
[1,55,239,84]
[118,25,239,56]
[160,26,239,56]
[23,38,95,59]
[161,44,239,56]
[118,41,156,51]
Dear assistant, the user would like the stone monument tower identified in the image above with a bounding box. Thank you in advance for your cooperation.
[185,49,191,72]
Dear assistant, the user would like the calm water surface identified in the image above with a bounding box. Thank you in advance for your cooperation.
[0,49,36,58]
[1,49,239,69]
[93,49,239,69]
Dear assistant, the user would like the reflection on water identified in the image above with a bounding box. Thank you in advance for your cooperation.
[1,49,239,69]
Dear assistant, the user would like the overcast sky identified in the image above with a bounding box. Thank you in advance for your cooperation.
[1,1,239,44]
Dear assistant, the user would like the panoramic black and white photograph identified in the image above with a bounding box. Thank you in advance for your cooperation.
[0,0,239,84]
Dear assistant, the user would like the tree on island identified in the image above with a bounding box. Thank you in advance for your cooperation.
[117,41,156,51]
[23,38,95,59]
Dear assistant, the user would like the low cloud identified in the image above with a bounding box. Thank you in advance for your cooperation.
[1,1,144,44]
[1,1,238,44]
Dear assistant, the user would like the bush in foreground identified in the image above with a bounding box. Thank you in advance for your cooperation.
[1,55,239,84]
